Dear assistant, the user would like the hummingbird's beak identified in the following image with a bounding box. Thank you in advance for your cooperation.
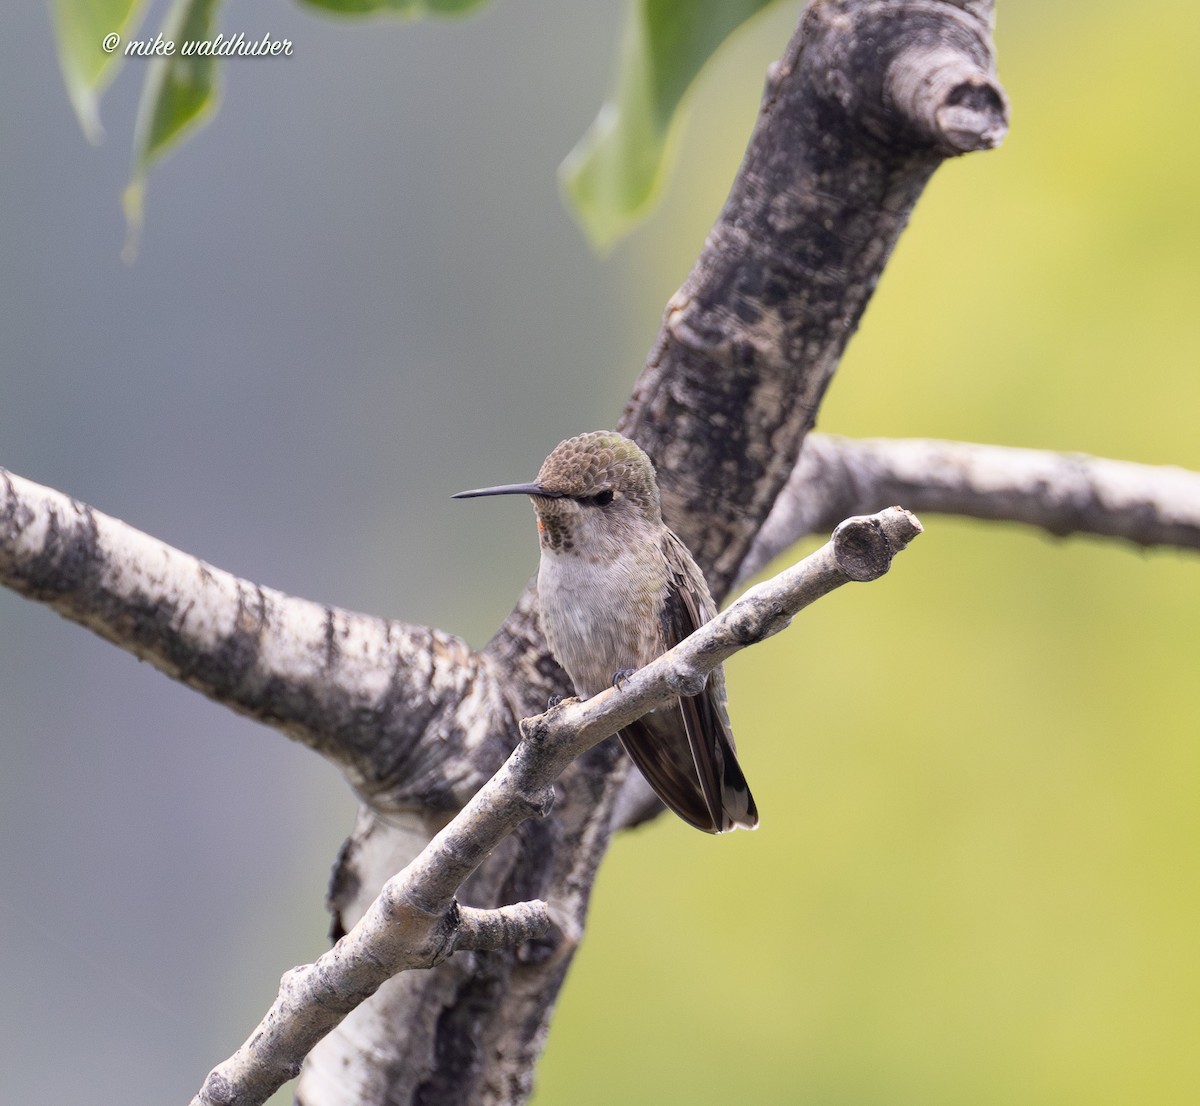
[452,481,561,500]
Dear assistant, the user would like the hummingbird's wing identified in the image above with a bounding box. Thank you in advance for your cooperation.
[616,530,759,833]
[617,714,730,831]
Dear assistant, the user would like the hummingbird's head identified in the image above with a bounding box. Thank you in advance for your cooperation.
[453,431,663,558]
[531,431,661,554]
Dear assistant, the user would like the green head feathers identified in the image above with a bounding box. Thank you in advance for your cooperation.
[535,431,661,516]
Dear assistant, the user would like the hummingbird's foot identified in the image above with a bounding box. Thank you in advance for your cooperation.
[612,667,638,690]
[547,693,565,709]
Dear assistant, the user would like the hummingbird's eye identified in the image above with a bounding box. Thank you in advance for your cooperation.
[588,489,615,507]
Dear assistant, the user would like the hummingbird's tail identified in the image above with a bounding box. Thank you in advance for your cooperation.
[618,699,758,833]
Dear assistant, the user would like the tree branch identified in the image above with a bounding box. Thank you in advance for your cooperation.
[740,435,1200,579]
[195,896,554,1106]
[0,468,506,806]
[194,507,923,1106]
[619,0,1005,596]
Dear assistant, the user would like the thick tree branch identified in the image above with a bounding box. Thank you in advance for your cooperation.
[740,436,1200,579]
[195,508,922,1106]
[619,0,1005,596]
[0,468,506,807]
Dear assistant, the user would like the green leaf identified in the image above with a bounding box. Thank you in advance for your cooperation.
[50,0,149,143]
[561,0,782,252]
[122,0,224,259]
[298,0,487,16]
[130,0,223,171]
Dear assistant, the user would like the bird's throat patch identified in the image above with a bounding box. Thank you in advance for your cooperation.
[537,513,574,553]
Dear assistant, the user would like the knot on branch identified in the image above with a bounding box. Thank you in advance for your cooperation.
[808,2,1008,157]
[833,508,923,581]
[887,44,1008,153]
[198,1073,235,1106]
[666,660,710,699]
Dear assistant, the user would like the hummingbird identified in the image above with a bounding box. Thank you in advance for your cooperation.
[454,430,758,833]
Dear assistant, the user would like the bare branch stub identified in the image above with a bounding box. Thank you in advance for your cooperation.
[880,8,1007,153]
[832,510,925,581]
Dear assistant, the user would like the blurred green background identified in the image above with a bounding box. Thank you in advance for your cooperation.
[1,1,1197,1104]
